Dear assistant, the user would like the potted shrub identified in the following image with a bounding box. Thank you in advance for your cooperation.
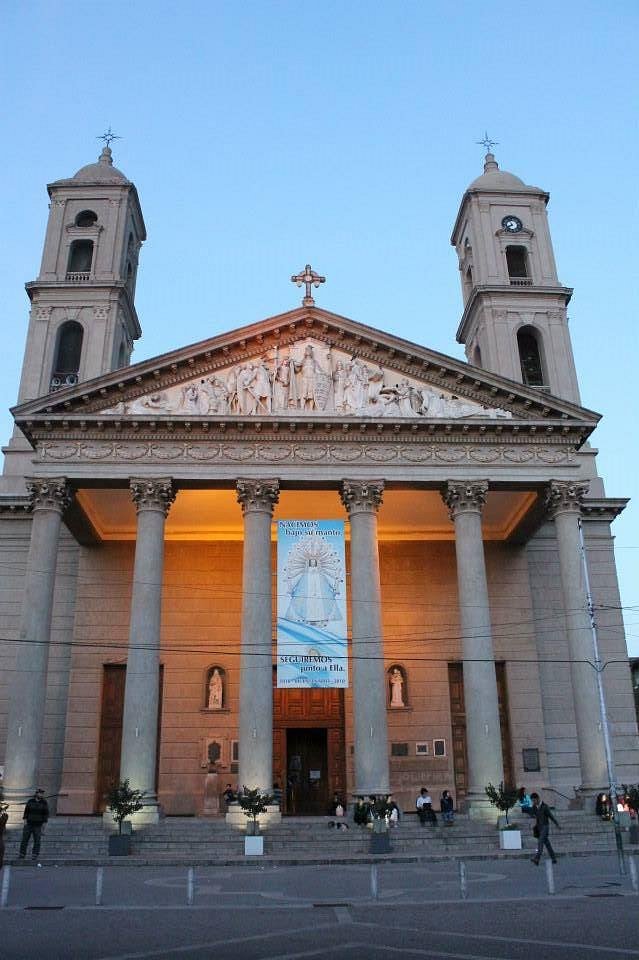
[485,782,522,850]
[369,796,392,854]
[238,786,274,855]
[106,779,145,856]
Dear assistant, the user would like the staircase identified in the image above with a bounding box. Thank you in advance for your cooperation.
[3,811,630,865]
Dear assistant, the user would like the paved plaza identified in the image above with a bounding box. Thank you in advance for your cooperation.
[1,854,638,959]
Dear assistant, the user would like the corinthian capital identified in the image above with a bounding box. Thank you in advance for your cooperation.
[545,479,590,518]
[340,480,384,515]
[26,477,72,515]
[441,480,488,520]
[236,479,280,515]
[129,477,176,517]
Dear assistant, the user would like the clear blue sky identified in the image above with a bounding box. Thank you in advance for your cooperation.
[1,1,637,653]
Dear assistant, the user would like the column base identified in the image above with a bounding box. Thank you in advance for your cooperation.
[102,803,163,831]
[464,794,498,821]
[575,786,608,810]
[352,785,390,800]
[225,803,281,831]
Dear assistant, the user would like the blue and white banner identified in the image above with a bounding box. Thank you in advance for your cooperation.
[276,520,348,688]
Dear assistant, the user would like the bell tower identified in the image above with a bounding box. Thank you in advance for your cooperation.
[451,151,580,404]
[16,144,145,405]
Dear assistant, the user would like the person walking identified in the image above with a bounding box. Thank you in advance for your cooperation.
[18,788,49,863]
[529,791,560,865]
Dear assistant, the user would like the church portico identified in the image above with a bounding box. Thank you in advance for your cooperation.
[2,147,637,825]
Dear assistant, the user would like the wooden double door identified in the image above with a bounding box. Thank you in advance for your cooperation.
[448,661,513,809]
[273,684,346,816]
[95,664,163,813]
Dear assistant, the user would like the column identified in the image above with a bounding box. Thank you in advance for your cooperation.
[3,477,72,813]
[340,480,389,797]
[236,479,279,793]
[119,477,175,821]
[545,480,607,791]
[442,480,504,813]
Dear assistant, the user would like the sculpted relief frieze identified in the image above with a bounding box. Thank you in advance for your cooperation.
[100,338,512,421]
[38,438,576,467]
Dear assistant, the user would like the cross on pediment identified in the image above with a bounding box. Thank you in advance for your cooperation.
[291,264,325,306]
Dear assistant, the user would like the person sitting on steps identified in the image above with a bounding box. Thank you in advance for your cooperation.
[416,787,437,825]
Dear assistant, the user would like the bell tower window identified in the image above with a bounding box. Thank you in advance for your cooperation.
[51,321,83,390]
[74,209,98,227]
[517,327,545,386]
[506,246,531,285]
[67,239,93,279]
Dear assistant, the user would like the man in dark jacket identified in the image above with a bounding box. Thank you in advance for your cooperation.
[19,788,49,861]
[529,791,560,865]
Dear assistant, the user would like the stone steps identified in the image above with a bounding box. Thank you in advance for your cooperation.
[4,812,627,862]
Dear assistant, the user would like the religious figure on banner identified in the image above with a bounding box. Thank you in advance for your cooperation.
[208,668,223,709]
[283,535,343,628]
[389,667,405,707]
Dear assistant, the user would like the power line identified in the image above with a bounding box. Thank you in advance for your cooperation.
[0,632,633,670]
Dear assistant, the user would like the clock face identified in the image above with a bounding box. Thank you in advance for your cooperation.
[502,215,523,233]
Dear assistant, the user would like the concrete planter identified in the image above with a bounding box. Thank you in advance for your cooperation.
[244,835,264,856]
[108,833,132,856]
[370,831,391,854]
[499,829,522,850]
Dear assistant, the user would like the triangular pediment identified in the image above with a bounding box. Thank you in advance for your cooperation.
[12,306,600,436]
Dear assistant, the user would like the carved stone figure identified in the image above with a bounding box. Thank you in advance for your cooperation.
[271,357,288,412]
[99,338,514,421]
[251,358,272,414]
[332,359,348,412]
[389,668,405,707]
[208,668,223,709]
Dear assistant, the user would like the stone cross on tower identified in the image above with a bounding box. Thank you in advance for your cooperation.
[291,264,326,306]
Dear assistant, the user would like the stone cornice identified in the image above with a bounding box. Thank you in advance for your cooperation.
[0,496,31,516]
[456,284,573,344]
[580,498,629,522]
[18,416,594,450]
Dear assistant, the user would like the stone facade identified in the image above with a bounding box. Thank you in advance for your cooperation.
[0,149,637,820]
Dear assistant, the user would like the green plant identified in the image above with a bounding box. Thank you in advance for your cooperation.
[484,782,520,825]
[107,779,145,834]
[238,786,274,830]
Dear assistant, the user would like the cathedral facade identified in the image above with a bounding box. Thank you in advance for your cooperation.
[0,147,637,820]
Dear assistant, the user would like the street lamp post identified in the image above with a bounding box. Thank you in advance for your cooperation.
[577,517,626,876]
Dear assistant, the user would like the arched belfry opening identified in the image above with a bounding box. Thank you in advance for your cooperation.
[51,320,83,390]
[67,238,94,276]
[517,326,545,387]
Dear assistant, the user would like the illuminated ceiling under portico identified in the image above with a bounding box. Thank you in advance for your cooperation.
[75,487,537,542]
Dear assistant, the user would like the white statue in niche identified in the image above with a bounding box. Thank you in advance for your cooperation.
[389,668,405,708]
[208,669,223,710]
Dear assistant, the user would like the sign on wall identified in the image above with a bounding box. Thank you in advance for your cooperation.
[276,520,348,688]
